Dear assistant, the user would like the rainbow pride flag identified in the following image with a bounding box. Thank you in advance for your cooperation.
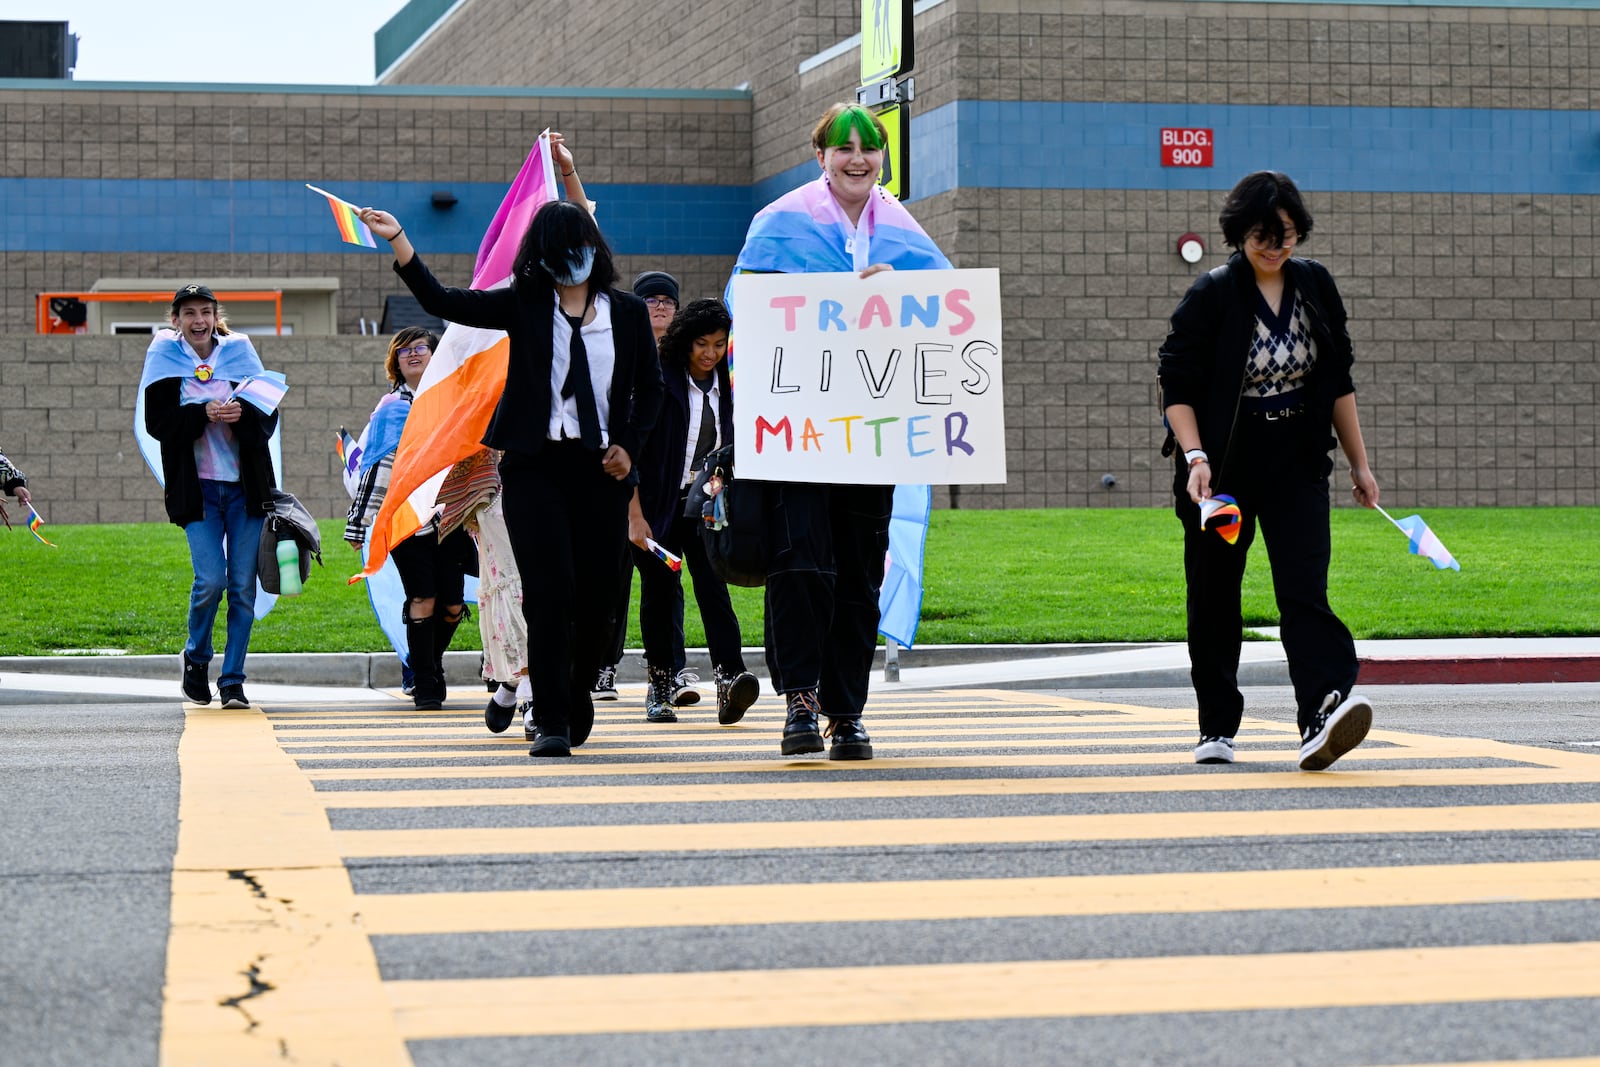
[306,184,377,249]
[27,506,56,547]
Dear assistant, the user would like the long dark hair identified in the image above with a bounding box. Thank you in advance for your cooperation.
[512,200,617,298]
[657,299,732,371]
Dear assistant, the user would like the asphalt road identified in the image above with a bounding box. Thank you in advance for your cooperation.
[3,682,1599,1066]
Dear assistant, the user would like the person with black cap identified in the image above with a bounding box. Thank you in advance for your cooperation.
[629,298,760,725]
[138,285,280,709]
[592,269,689,707]
[357,199,663,758]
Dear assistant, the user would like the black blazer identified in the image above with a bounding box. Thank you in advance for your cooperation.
[1156,252,1356,493]
[636,358,735,539]
[394,255,663,472]
[143,376,279,526]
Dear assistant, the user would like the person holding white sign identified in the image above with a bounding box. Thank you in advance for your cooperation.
[1159,171,1380,772]
[729,103,952,761]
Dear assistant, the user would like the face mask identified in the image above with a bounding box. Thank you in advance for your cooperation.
[543,246,595,287]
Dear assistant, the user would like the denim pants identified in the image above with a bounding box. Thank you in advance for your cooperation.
[184,479,265,688]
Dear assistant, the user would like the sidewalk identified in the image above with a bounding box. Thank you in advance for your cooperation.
[3,637,1599,704]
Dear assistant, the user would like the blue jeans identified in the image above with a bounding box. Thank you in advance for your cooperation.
[184,479,265,688]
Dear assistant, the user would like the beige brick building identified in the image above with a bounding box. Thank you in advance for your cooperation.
[1,0,1596,522]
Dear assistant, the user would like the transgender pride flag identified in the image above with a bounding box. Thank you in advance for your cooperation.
[358,131,559,580]
[1377,505,1461,571]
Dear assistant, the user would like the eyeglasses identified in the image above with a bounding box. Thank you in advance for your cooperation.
[395,344,431,357]
[644,296,677,310]
[1246,229,1300,250]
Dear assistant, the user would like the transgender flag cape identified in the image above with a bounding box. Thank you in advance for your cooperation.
[357,131,559,581]
[729,176,950,647]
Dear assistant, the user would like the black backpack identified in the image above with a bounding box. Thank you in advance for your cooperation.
[682,443,768,588]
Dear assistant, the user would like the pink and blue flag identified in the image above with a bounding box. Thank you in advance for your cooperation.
[227,371,289,415]
[1377,505,1460,571]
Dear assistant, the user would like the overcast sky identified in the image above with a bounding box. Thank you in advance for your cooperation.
[4,0,410,85]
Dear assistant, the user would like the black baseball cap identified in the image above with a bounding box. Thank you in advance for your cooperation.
[171,283,217,309]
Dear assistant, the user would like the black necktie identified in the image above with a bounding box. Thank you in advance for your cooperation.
[560,309,602,449]
[691,379,717,473]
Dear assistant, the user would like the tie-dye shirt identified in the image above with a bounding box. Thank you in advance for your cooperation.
[179,374,241,482]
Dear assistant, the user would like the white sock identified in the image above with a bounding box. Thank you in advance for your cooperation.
[515,676,531,702]
[492,683,517,707]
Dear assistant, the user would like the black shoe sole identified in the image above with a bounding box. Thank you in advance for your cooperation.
[829,741,874,761]
[524,728,537,742]
[413,699,444,712]
[529,735,572,757]
[485,701,514,734]
[1298,701,1373,771]
[781,731,825,756]
[719,675,759,725]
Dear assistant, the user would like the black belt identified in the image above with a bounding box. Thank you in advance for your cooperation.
[1241,393,1306,420]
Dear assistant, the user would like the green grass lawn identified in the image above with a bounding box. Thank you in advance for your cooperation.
[1,508,1595,657]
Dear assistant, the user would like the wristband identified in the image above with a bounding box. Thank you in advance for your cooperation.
[562,168,576,177]
[1184,448,1209,468]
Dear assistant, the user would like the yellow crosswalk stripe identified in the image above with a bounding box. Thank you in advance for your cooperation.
[383,941,1600,1040]
[314,766,1600,809]
[332,803,1600,858]
[356,859,1600,934]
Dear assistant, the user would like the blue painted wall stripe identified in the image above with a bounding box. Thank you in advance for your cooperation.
[4,100,1596,256]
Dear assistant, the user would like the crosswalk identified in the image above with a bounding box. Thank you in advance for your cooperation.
[159,687,1600,1065]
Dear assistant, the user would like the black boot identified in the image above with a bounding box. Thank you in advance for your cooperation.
[645,665,678,723]
[714,665,759,726]
[781,689,824,756]
[825,716,873,761]
[433,605,466,705]
[404,609,442,711]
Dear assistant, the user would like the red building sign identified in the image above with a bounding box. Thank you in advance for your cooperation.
[1161,128,1214,167]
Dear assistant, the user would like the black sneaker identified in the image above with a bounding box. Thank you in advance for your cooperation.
[592,665,619,701]
[485,684,516,734]
[181,654,212,705]
[825,717,873,761]
[713,666,759,726]
[529,728,572,758]
[520,701,536,742]
[670,668,701,706]
[219,684,250,710]
[1298,691,1373,771]
[780,690,824,756]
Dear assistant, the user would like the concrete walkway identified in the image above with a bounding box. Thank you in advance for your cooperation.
[4,637,1599,704]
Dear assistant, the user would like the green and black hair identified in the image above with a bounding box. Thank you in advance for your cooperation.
[811,103,888,152]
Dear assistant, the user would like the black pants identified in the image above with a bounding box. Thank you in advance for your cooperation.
[389,525,475,609]
[764,482,892,720]
[603,550,633,669]
[637,503,747,675]
[1176,416,1358,738]
[499,442,631,739]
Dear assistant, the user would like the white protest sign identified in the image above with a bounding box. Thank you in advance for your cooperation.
[730,268,1005,485]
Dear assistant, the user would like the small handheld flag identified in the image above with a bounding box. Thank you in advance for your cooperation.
[305,184,378,249]
[1375,505,1460,571]
[27,506,56,547]
[644,537,682,572]
[336,427,363,498]
[226,371,289,415]
[1198,493,1242,544]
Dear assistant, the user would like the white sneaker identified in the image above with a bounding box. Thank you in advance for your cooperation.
[1194,736,1236,764]
[1298,691,1373,771]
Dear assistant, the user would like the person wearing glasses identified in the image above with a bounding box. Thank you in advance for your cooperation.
[591,271,698,708]
[1158,170,1380,772]
[345,326,478,711]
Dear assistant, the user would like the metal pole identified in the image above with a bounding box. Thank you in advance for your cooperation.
[883,637,900,683]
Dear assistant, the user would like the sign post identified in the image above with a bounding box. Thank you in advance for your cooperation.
[858,0,916,201]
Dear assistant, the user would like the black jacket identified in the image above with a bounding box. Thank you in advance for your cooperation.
[637,359,735,539]
[394,255,663,475]
[142,376,279,526]
[1156,252,1356,494]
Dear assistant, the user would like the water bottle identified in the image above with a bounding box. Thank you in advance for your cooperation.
[275,538,302,595]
